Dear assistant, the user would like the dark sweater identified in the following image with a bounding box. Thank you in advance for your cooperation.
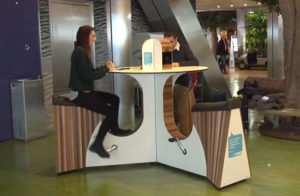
[68,47,109,91]
[216,39,228,56]
[173,44,198,86]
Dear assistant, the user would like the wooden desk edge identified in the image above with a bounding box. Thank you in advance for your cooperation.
[110,66,208,74]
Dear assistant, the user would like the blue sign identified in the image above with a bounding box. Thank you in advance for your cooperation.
[228,133,243,158]
[144,52,153,65]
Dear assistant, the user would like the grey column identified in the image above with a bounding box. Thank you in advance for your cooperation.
[267,12,284,78]
[236,8,246,56]
[110,0,135,129]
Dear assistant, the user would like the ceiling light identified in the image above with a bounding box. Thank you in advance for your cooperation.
[230,4,234,8]
[257,2,262,5]
[244,3,248,7]
[217,5,221,8]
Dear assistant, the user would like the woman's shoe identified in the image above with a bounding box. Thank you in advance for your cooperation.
[89,142,110,158]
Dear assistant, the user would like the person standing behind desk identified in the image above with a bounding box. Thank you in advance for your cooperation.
[164,31,199,136]
[69,25,130,158]
[164,31,199,87]
[216,31,228,74]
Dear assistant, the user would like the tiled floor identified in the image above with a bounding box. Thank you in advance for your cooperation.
[1,68,300,196]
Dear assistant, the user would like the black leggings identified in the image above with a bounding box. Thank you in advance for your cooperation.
[72,91,120,137]
[218,55,227,73]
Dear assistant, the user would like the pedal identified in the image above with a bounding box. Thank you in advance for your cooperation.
[168,137,187,155]
[106,144,118,153]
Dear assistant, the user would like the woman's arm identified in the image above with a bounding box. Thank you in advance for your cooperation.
[74,49,109,81]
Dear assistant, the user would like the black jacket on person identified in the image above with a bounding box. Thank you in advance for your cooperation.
[69,47,109,91]
[173,43,199,87]
[216,38,228,56]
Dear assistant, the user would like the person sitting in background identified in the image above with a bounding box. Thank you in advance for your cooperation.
[164,30,199,136]
[69,25,130,158]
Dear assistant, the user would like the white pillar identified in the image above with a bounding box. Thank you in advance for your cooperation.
[236,8,246,56]
[110,0,135,129]
[267,12,284,78]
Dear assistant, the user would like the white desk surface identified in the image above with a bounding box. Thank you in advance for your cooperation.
[110,66,208,74]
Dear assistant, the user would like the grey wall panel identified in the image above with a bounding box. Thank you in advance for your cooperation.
[132,0,152,33]
[50,2,94,93]
[111,0,135,129]
[110,0,132,66]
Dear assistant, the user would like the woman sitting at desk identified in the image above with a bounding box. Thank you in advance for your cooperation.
[69,25,130,158]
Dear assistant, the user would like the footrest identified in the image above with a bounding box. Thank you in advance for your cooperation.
[168,137,187,155]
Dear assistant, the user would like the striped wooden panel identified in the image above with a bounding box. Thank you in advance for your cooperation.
[163,77,186,139]
[54,105,104,174]
[43,72,54,132]
[39,0,55,134]
[193,110,231,188]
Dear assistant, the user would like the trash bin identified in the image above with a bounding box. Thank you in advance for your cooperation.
[10,79,46,141]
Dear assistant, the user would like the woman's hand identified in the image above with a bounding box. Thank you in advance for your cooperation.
[106,61,115,71]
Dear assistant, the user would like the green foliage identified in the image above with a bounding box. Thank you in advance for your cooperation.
[245,12,267,55]
[197,11,236,29]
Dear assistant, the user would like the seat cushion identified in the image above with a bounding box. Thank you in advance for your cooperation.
[52,94,77,106]
[192,98,241,112]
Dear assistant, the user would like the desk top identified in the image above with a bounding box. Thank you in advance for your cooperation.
[110,66,208,74]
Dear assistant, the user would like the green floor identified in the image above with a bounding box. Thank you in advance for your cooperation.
[1,112,300,196]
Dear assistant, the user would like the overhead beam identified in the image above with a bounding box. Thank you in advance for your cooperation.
[138,0,232,99]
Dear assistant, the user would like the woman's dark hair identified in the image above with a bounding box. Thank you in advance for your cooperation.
[75,25,95,58]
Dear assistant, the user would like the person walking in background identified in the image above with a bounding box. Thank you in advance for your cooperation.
[216,30,228,74]
[69,25,130,158]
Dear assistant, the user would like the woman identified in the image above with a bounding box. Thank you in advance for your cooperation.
[69,25,130,158]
